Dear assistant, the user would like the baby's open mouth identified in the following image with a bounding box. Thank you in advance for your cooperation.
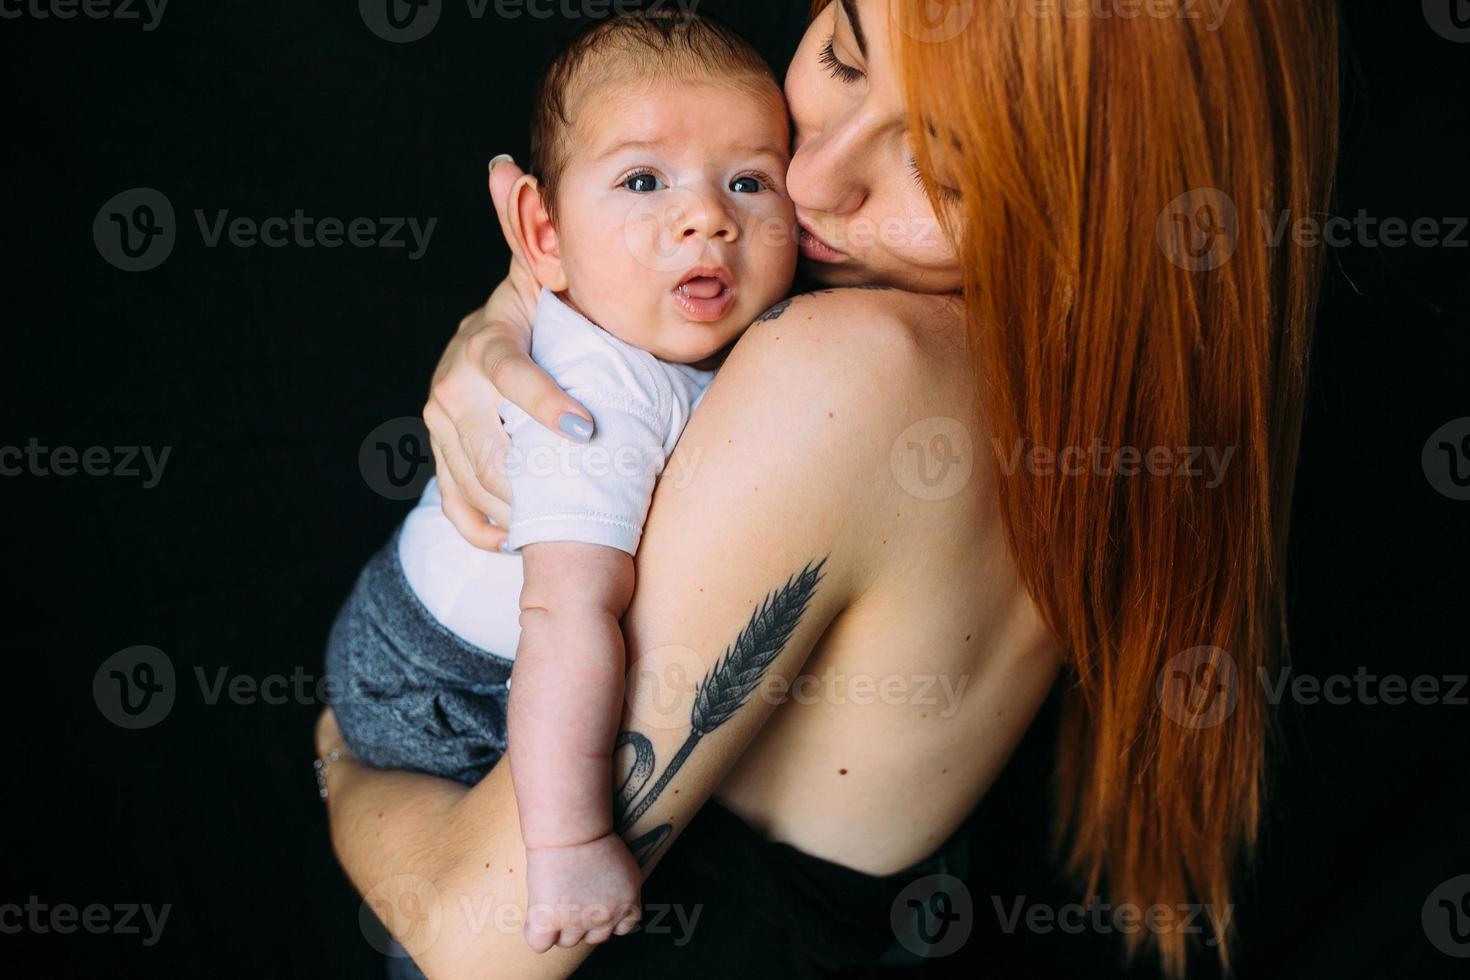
[673,267,735,322]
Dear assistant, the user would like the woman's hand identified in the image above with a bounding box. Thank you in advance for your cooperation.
[424,155,594,552]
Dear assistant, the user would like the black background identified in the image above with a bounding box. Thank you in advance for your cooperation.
[2,1,1467,977]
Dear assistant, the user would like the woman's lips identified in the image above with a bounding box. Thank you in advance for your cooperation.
[797,220,847,263]
[673,275,736,322]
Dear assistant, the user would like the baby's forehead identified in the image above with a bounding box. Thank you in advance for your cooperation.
[564,73,788,166]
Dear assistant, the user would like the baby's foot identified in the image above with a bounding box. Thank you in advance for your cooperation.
[523,833,642,951]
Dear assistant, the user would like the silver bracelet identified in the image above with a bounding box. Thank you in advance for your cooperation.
[314,748,346,801]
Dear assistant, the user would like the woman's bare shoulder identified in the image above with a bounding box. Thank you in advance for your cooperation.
[723,287,967,400]
[745,286,961,340]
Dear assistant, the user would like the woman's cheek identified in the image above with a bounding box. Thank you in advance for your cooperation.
[783,20,829,148]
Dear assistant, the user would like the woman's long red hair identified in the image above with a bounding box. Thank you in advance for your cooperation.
[815,0,1339,974]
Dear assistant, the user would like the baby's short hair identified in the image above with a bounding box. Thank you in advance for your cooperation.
[529,10,781,219]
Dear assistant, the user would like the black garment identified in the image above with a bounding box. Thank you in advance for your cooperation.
[575,798,972,979]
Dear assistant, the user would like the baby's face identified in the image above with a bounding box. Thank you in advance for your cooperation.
[551,77,797,364]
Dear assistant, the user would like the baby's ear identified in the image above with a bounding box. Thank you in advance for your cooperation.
[507,174,567,292]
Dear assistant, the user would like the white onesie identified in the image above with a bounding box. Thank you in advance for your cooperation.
[396,289,715,658]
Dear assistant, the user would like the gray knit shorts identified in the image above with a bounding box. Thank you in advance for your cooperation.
[324,530,514,786]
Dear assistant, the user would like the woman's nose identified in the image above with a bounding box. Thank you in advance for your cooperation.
[787,124,868,217]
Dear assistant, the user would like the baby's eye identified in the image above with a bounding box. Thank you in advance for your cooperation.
[730,175,765,194]
[622,172,665,193]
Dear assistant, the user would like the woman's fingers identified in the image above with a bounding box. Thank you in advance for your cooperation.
[477,486,512,531]
[429,425,502,519]
[488,155,528,264]
[431,440,508,552]
[427,389,512,503]
[481,334,595,444]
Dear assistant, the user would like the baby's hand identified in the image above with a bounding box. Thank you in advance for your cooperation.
[523,832,642,951]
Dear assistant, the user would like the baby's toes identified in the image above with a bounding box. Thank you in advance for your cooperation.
[614,907,642,935]
[523,921,558,954]
[583,923,616,945]
[555,925,587,949]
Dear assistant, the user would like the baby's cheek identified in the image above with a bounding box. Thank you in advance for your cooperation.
[750,212,799,304]
[582,230,645,292]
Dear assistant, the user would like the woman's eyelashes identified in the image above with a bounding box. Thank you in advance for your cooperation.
[908,157,962,203]
[818,33,864,84]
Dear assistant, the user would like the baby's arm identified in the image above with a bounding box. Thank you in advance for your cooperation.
[508,540,641,951]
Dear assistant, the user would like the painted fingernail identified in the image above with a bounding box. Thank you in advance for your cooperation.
[558,412,593,443]
[499,540,515,555]
[488,154,515,174]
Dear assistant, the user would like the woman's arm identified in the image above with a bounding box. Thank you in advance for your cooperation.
[424,156,594,550]
[325,291,922,978]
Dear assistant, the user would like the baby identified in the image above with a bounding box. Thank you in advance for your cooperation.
[325,9,796,958]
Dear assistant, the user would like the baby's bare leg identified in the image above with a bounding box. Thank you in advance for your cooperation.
[509,541,642,951]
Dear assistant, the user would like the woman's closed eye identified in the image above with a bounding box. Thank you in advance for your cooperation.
[908,157,962,203]
[819,33,864,85]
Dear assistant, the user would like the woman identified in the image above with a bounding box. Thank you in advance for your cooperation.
[316,1,1340,976]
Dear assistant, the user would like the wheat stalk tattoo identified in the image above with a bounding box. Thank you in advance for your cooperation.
[613,559,828,863]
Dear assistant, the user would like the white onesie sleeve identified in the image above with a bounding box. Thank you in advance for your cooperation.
[500,290,713,556]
